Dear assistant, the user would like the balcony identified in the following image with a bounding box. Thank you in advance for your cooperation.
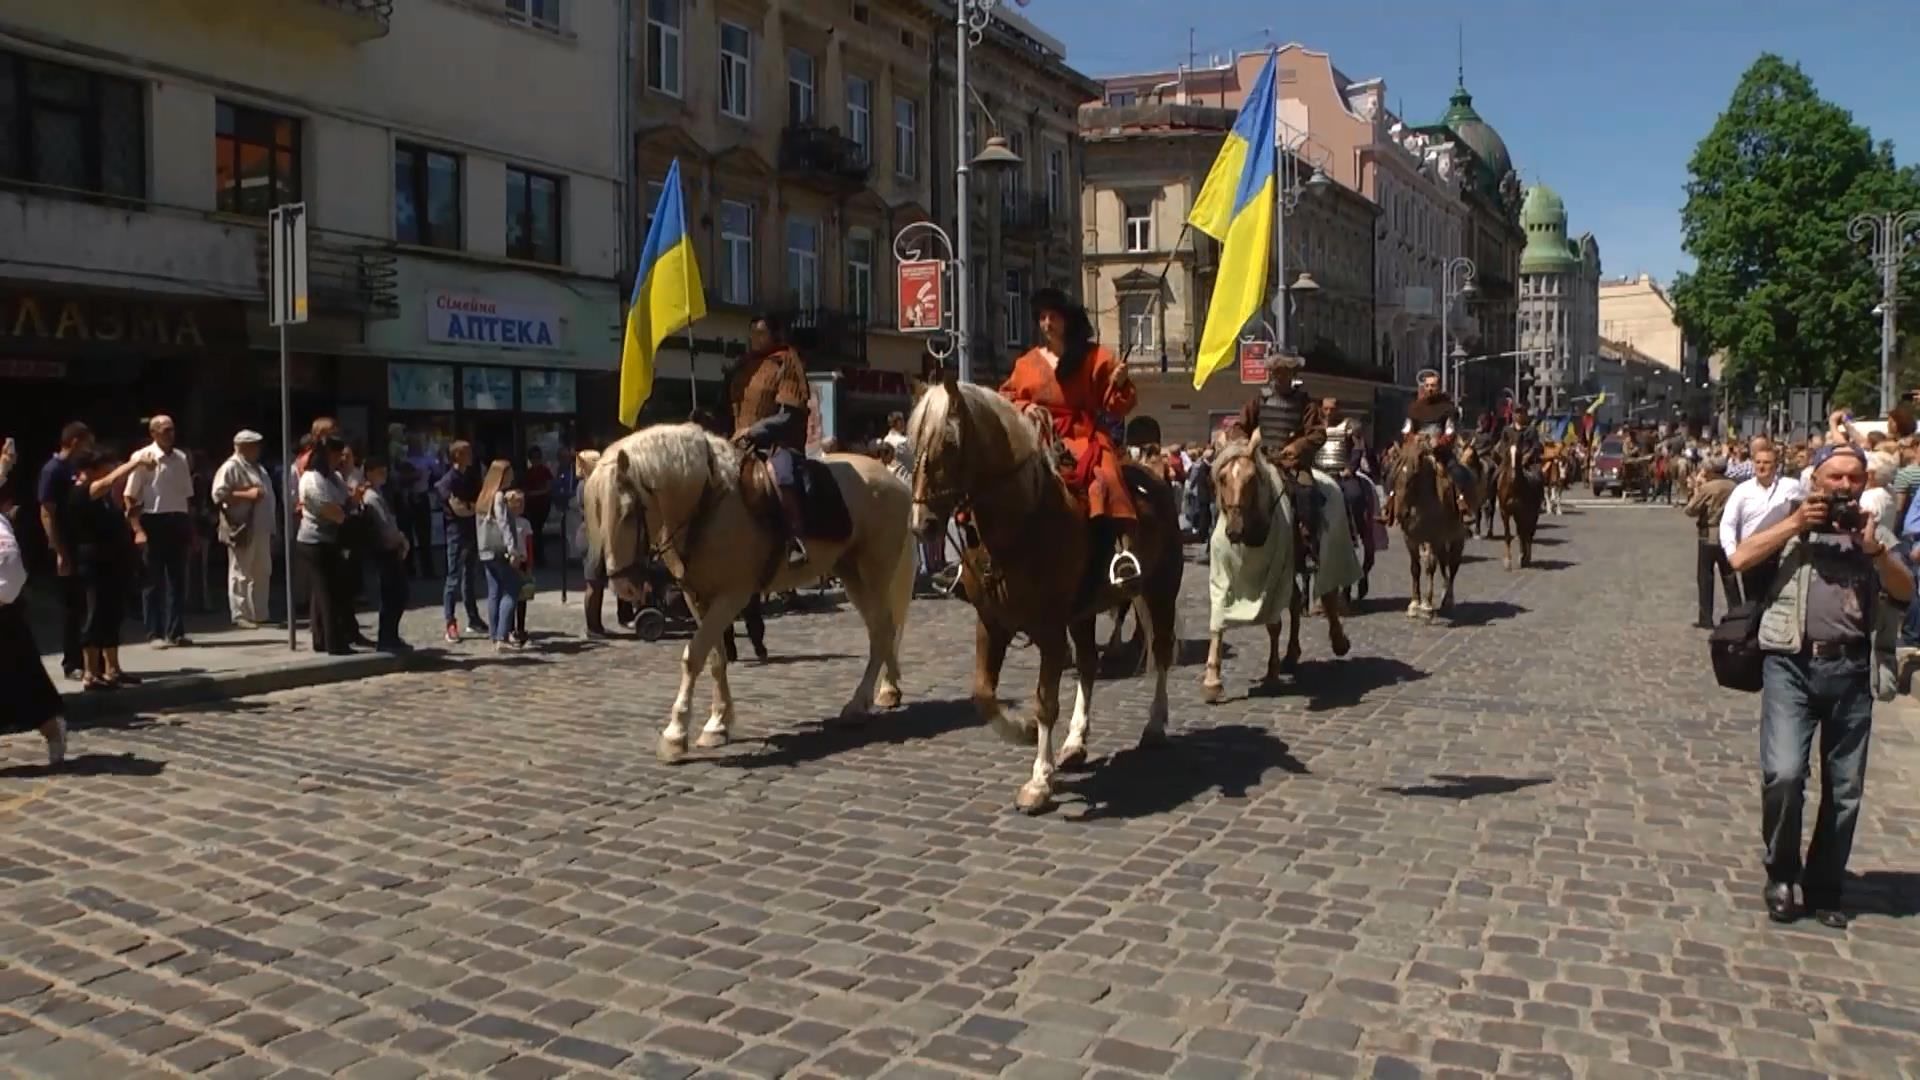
[253,229,400,321]
[778,126,871,194]
[1000,195,1053,239]
[275,0,394,42]
[0,182,260,300]
[781,306,868,368]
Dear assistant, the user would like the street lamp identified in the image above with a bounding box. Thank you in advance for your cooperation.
[952,0,1023,384]
[1272,121,1332,352]
[1439,256,1477,399]
[1848,208,1920,415]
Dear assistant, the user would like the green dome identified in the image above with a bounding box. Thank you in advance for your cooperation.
[1520,184,1577,273]
[1439,84,1511,190]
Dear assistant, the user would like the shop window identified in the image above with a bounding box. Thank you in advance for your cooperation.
[506,166,562,264]
[0,50,145,200]
[216,101,300,217]
[394,142,462,249]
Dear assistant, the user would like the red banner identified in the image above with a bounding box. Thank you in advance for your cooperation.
[1237,340,1270,385]
[897,260,944,333]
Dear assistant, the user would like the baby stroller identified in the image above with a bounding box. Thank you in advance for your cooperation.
[620,554,762,661]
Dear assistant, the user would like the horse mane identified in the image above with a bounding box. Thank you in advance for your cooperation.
[907,381,1042,462]
[602,422,740,527]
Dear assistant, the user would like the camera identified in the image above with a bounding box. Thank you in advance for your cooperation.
[1823,494,1867,532]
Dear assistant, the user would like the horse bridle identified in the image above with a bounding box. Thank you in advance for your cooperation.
[604,444,723,585]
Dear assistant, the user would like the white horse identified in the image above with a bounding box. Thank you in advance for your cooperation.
[586,425,916,761]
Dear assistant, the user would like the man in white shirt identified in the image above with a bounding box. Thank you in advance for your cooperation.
[882,411,912,480]
[1721,439,1802,601]
[212,430,279,629]
[124,414,196,646]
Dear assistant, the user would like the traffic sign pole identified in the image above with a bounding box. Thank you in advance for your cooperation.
[269,204,309,651]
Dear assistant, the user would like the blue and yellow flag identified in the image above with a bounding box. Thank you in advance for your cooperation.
[1188,50,1278,390]
[620,158,707,427]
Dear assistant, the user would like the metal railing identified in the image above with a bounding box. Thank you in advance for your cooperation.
[777,126,872,190]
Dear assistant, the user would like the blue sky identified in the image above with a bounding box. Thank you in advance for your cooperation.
[1030,0,1919,287]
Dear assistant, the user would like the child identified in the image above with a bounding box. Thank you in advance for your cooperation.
[507,490,534,647]
[359,457,412,652]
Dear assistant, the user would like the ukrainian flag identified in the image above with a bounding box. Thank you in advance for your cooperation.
[619,158,708,427]
[1188,49,1279,390]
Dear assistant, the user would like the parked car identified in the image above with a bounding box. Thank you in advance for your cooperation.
[1591,438,1626,497]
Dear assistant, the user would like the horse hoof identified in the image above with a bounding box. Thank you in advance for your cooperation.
[874,686,902,709]
[1331,632,1351,657]
[657,735,689,763]
[1281,653,1301,674]
[1015,781,1053,815]
[694,729,730,749]
[1057,743,1088,771]
[1201,679,1223,704]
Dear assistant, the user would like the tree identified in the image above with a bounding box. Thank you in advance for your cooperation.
[1672,54,1920,413]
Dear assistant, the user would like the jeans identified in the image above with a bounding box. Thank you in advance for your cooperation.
[482,558,522,643]
[443,523,483,626]
[1697,540,1741,626]
[1903,533,1920,648]
[141,512,191,641]
[376,552,408,646]
[1760,651,1874,907]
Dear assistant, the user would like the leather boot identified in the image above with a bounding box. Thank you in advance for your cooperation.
[778,487,809,568]
[584,583,608,638]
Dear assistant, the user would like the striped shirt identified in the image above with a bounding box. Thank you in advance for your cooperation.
[1726,459,1754,482]
[1893,464,1920,495]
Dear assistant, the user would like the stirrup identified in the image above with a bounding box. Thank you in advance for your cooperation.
[786,539,809,568]
[1108,550,1142,586]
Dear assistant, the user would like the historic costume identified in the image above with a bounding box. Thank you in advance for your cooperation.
[1392,372,1475,520]
[1000,288,1138,597]
[1504,407,1546,483]
[729,325,813,567]
[1247,354,1332,566]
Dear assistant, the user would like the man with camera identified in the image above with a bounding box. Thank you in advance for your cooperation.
[1731,443,1913,928]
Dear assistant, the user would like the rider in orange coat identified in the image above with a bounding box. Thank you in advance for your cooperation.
[999,288,1140,602]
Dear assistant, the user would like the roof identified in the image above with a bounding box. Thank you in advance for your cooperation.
[1435,80,1511,196]
[1519,184,1577,274]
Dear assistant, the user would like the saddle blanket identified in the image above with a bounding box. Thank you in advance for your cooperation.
[798,457,855,542]
[1209,468,1360,633]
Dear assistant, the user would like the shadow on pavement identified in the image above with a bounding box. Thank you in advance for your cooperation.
[1844,871,1920,918]
[718,699,977,769]
[1289,656,1430,712]
[1058,724,1310,821]
[746,652,858,667]
[1442,600,1528,627]
[0,752,168,780]
[1524,559,1574,572]
[1382,774,1552,800]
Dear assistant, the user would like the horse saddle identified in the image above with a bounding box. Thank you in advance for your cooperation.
[740,452,854,544]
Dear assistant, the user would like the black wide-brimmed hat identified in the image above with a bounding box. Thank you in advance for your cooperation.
[1029,286,1085,320]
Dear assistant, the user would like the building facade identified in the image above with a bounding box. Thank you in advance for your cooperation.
[0,0,625,474]
[1078,101,1381,445]
[1515,183,1600,413]
[631,0,1094,437]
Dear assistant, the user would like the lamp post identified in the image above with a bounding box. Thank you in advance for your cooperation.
[1439,256,1477,400]
[1848,209,1920,415]
[1272,122,1331,352]
[953,0,1023,383]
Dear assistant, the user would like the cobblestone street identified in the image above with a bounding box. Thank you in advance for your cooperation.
[6,505,1920,1079]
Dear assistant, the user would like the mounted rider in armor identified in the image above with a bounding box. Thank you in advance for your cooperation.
[1251,350,1331,566]
[1387,369,1475,522]
[729,313,813,569]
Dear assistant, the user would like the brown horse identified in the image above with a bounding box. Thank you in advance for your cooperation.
[1202,426,1291,701]
[908,377,1183,814]
[1390,434,1469,619]
[1496,440,1544,570]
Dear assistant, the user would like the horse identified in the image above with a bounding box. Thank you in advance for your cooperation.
[1201,426,1293,702]
[1496,440,1545,570]
[1458,440,1498,538]
[587,425,916,761]
[1543,445,1569,516]
[1390,434,1470,619]
[907,376,1183,815]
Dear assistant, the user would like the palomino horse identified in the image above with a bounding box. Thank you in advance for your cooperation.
[1496,440,1545,570]
[1201,425,1293,702]
[1390,434,1470,619]
[587,426,916,761]
[908,377,1183,814]
[1543,444,1569,516]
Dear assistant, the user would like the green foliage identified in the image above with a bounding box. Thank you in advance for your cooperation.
[1672,54,1920,412]
[1831,368,1879,417]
